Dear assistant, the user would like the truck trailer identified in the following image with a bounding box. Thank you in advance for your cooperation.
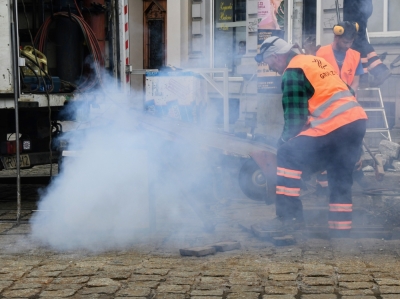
[0,0,129,171]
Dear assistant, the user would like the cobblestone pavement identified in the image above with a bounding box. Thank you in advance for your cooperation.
[1,167,400,298]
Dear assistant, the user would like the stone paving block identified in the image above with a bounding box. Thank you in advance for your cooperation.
[129,274,165,281]
[300,295,336,299]
[381,295,400,299]
[52,276,90,284]
[179,246,216,257]
[115,287,152,297]
[229,272,261,285]
[0,280,13,292]
[339,281,374,289]
[10,282,44,289]
[211,241,241,252]
[302,276,334,286]
[379,285,400,294]
[165,276,195,285]
[133,268,169,275]
[262,296,296,299]
[154,293,185,299]
[0,223,14,233]
[78,286,119,295]
[61,268,98,277]
[191,289,224,296]
[37,264,70,271]
[268,265,299,274]
[339,289,375,296]
[201,270,231,277]
[19,277,54,284]
[87,278,121,287]
[27,270,62,277]
[168,270,199,277]
[341,296,376,299]
[338,274,373,282]
[299,285,335,294]
[268,274,298,281]
[94,269,132,280]
[45,283,83,291]
[156,284,190,293]
[375,278,400,286]
[2,288,41,298]
[0,271,28,280]
[200,277,228,285]
[226,292,260,299]
[126,280,160,288]
[265,280,297,287]
[39,289,78,297]
[264,285,298,295]
[229,285,263,293]
[302,264,334,277]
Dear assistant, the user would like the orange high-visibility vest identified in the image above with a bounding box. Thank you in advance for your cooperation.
[285,55,367,137]
[316,45,360,85]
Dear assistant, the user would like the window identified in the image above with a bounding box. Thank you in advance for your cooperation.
[214,0,247,75]
[368,0,400,37]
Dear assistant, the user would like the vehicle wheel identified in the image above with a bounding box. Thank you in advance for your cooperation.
[238,158,267,201]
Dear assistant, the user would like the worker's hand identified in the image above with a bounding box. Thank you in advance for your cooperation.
[355,158,363,171]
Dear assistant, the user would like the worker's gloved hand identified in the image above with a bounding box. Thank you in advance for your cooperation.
[355,158,363,171]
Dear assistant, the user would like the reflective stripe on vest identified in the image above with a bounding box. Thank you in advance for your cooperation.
[328,221,352,230]
[310,101,361,128]
[311,90,354,118]
[277,167,302,179]
[276,186,301,197]
[285,55,367,137]
[329,204,353,212]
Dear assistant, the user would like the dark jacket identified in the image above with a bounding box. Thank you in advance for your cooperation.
[343,0,373,22]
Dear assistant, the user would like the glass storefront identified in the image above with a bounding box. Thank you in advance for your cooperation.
[214,0,247,75]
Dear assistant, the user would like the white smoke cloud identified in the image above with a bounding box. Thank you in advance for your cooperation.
[30,75,217,252]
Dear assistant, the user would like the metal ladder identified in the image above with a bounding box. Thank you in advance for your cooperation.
[358,28,392,142]
[357,87,392,142]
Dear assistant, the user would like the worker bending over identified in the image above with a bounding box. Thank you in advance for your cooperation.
[255,37,367,237]
[315,21,366,194]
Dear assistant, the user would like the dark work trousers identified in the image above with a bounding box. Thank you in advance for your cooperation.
[276,119,366,231]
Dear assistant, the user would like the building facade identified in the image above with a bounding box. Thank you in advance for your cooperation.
[128,0,400,142]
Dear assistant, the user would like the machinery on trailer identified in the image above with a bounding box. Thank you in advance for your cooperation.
[0,0,129,171]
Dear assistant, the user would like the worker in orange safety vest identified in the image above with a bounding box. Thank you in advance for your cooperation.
[254,36,368,237]
[317,21,364,92]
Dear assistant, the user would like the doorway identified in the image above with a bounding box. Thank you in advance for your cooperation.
[143,0,167,70]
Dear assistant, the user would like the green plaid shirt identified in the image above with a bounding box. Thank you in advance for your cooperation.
[280,53,315,142]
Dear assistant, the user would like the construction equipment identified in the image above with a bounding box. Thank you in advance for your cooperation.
[363,140,385,181]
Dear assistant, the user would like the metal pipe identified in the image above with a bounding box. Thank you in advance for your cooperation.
[10,0,21,225]
[223,68,229,132]
[335,0,341,22]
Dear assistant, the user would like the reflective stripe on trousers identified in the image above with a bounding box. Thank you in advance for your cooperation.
[329,203,352,230]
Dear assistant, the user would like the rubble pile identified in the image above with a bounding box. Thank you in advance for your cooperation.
[362,140,400,171]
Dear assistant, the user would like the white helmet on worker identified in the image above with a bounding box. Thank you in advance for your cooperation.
[254,37,294,63]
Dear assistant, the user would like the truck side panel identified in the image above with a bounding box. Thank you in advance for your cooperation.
[0,0,13,93]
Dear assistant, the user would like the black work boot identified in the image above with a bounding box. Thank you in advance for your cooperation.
[329,229,350,238]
